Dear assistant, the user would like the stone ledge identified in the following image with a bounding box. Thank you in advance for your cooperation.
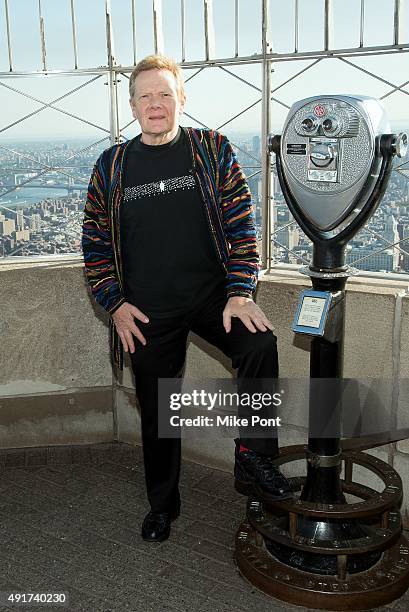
[1,256,409,296]
[260,267,409,295]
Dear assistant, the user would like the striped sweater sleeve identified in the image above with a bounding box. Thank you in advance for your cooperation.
[81,152,125,315]
[218,134,260,298]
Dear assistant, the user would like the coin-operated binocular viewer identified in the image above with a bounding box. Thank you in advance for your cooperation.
[235,96,409,611]
[272,95,407,271]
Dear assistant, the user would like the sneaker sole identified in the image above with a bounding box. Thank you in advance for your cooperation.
[234,479,254,496]
[235,479,294,501]
[253,483,295,501]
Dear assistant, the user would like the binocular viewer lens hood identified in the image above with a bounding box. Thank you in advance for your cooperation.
[269,95,407,271]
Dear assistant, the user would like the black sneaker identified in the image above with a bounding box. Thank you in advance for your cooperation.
[234,440,294,501]
[141,506,180,542]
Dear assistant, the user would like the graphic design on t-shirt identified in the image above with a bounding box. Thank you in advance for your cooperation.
[123,174,195,201]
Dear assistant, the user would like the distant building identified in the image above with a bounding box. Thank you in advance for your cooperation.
[402,224,409,272]
[13,229,30,241]
[276,204,290,223]
[3,237,15,253]
[16,209,24,231]
[347,247,399,272]
[272,173,281,199]
[0,218,16,236]
[252,135,260,156]
[384,214,399,245]
[29,214,41,232]
[275,225,299,263]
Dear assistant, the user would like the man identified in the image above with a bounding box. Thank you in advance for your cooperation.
[82,54,292,543]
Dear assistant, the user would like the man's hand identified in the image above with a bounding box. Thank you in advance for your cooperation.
[111,302,149,353]
[223,296,274,334]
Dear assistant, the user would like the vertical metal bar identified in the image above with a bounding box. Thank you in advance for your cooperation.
[234,0,239,58]
[289,512,298,539]
[394,0,406,46]
[105,0,120,145]
[153,0,164,54]
[131,0,137,64]
[204,0,215,61]
[294,0,299,53]
[324,0,334,51]
[389,291,406,465]
[344,457,353,484]
[337,555,347,581]
[38,0,47,71]
[261,0,272,270]
[382,511,390,529]
[359,0,365,48]
[70,0,78,69]
[4,0,13,71]
[181,0,186,62]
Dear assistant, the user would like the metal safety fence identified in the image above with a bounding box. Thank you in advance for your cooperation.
[0,0,408,274]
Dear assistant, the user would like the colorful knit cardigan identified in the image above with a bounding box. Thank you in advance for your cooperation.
[81,127,260,371]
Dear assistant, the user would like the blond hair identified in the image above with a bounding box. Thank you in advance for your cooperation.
[129,54,185,101]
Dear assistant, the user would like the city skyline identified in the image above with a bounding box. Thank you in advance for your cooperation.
[1,133,409,275]
[1,1,408,273]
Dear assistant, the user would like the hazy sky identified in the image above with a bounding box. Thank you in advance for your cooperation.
[0,0,408,140]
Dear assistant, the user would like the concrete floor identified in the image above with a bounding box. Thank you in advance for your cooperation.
[0,442,408,612]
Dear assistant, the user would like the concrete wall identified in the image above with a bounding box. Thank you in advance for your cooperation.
[1,259,409,524]
[0,260,114,447]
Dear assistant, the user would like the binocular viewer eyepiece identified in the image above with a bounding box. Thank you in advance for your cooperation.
[269,95,407,271]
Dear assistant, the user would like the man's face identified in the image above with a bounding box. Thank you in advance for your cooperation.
[130,69,185,139]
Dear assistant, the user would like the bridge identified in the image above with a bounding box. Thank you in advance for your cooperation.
[0,183,86,191]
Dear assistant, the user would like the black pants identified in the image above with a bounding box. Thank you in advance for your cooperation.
[129,289,279,513]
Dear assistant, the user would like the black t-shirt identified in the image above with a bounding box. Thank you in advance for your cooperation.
[120,128,226,317]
